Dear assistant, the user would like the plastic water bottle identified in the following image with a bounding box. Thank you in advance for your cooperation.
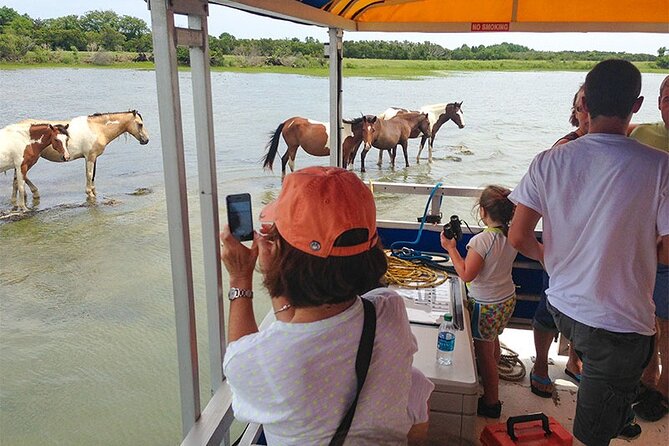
[437,314,456,366]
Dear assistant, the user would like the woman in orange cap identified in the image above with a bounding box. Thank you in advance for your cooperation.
[220,166,434,445]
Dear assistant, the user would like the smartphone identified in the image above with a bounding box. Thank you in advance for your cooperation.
[226,193,254,241]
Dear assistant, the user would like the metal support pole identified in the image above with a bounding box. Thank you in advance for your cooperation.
[148,0,201,437]
[187,4,226,395]
[328,27,343,168]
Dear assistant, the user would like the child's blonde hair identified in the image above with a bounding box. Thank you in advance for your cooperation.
[476,185,515,236]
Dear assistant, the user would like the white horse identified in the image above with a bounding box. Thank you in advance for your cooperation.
[0,123,70,211]
[18,110,149,200]
[379,102,465,163]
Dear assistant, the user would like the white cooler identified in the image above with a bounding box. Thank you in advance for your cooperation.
[404,278,479,444]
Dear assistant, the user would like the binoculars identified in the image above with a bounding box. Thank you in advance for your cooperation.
[443,215,463,241]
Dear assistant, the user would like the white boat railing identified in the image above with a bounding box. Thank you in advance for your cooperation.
[370,181,543,239]
[180,385,235,446]
[370,182,483,226]
[370,182,483,198]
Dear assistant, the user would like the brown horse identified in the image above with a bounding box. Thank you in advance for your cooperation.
[380,102,465,163]
[262,117,363,179]
[359,112,430,172]
[0,123,70,211]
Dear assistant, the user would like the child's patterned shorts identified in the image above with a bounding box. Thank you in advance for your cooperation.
[467,295,516,342]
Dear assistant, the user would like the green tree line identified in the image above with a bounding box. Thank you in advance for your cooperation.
[1,7,667,69]
[0,8,151,57]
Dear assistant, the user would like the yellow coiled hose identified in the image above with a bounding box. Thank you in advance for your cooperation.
[383,250,448,288]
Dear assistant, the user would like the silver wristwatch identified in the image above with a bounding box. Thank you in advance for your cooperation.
[228,288,253,301]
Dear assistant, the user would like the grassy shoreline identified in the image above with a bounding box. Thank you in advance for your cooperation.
[0,58,663,78]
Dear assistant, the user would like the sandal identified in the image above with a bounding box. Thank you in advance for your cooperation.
[633,390,669,422]
[530,370,554,398]
[616,422,642,440]
[634,382,653,404]
[564,368,582,383]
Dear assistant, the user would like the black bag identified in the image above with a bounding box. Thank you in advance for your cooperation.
[329,298,376,446]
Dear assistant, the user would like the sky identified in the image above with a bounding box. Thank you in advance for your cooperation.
[2,0,667,54]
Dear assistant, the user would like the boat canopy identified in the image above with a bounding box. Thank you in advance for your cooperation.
[214,0,669,33]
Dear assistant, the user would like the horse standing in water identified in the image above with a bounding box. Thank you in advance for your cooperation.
[381,102,465,163]
[419,102,465,162]
[359,112,430,172]
[0,123,70,211]
[262,117,363,179]
[18,110,149,200]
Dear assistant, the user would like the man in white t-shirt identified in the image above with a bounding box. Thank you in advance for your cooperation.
[508,60,669,445]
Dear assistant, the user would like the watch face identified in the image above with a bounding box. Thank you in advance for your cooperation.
[229,288,252,300]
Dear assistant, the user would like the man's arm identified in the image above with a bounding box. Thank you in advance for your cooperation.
[659,235,669,265]
[508,204,544,263]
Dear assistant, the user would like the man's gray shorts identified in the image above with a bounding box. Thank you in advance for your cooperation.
[547,300,653,446]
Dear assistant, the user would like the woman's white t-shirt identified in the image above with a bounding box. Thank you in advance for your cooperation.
[223,288,434,446]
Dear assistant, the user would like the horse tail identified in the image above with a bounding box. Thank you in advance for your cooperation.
[263,122,285,171]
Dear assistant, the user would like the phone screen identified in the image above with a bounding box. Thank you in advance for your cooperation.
[226,194,254,241]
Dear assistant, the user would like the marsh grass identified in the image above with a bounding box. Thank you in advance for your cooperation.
[0,52,662,76]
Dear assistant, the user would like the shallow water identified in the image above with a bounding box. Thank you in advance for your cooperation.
[0,68,664,445]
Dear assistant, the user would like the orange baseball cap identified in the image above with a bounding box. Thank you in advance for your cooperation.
[259,166,378,258]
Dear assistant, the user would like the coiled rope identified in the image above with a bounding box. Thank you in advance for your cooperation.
[384,251,448,288]
[498,342,526,381]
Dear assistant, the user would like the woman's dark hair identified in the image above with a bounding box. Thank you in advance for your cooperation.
[476,185,515,236]
[262,226,388,307]
[569,84,585,127]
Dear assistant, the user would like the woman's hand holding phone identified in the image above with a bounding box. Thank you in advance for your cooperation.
[220,225,258,284]
[221,226,261,341]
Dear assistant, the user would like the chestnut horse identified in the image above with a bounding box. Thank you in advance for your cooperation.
[0,123,70,211]
[359,112,430,172]
[380,102,465,163]
[18,110,149,200]
[262,117,363,179]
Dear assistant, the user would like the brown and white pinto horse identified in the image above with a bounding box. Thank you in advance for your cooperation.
[0,123,70,211]
[359,112,430,172]
[417,102,465,163]
[19,110,149,200]
[380,102,465,163]
[262,117,363,179]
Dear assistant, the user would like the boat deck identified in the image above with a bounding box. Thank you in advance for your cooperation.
[475,328,668,446]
